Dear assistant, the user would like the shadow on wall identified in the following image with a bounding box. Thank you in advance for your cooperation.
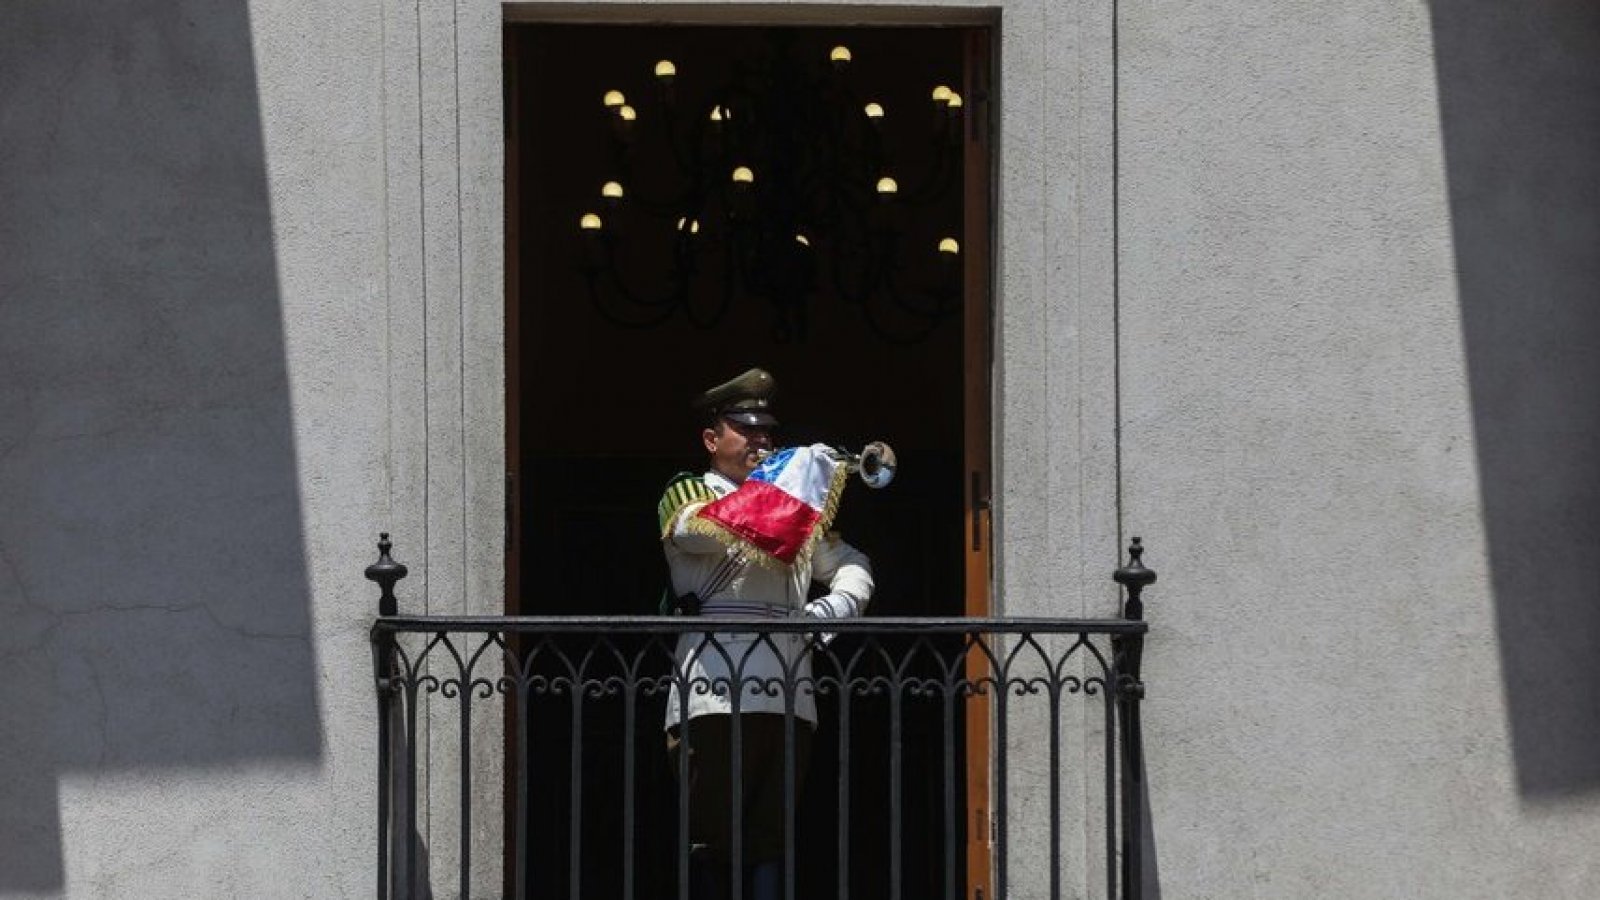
[1429,0,1600,799]
[0,0,321,889]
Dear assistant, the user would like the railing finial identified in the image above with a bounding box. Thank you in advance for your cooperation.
[366,532,408,617]
[1114,536,1156,620]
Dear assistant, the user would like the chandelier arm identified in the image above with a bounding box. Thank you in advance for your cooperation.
[617,190,704,219]
[827,228,882,308]
[582,270,683,330]
[860,268,942,346]
[607,120,709,218]
[678,238,732,330]
[596,267,683,312]
[656,101,707,190]
[897,136,958,205]
[591,236,697,314]
[809,176,875,252]
[832,180,897,306]
[805,171,861,236]
[609,164,708,219]
[884,265,962,320]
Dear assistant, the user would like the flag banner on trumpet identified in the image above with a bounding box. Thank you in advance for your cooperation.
[687,444,851,568]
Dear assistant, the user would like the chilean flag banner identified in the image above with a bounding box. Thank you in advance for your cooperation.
[689,444,850,568]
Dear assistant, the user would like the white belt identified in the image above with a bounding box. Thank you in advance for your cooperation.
[696,600,794,618]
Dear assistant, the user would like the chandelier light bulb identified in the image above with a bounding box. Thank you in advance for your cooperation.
[939,237,961,255]
[931,85,952,103]
[580,213,603,231]
[601,181,624,199]
[864,102,885,119]
[654,60,677,81]
[618,105,637,122]
[794,233,811,247]
[731,166,755,184]
[677,217,700,235]
[875,176,899,195]
[603,90,626,108]
[709,105,725,122]
[946,92,964,109]
[830,46,852,65]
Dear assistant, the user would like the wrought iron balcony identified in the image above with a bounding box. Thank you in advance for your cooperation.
[368,536,1154,900]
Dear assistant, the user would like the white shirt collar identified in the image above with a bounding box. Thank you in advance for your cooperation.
[704,469,739,496]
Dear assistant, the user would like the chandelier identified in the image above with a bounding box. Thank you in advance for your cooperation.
[575,36,966,344]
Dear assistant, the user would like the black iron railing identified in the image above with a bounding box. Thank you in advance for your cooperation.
[368,537,1155,900]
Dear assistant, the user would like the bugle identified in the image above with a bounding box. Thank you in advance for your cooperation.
[756,441,898,489]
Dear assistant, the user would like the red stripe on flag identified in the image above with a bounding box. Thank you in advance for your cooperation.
[697,479,821,564]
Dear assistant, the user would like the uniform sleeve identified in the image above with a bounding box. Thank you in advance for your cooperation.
[804,532,873,620]
[657,475,726,555]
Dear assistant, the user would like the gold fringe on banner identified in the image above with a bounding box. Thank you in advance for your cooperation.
[685,451,852,571]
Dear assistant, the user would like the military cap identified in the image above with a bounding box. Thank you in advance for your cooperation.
[694,367,778,427]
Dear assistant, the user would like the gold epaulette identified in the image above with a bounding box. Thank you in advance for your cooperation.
[657,472,716,539]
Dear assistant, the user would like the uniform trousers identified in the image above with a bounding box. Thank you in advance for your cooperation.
[666,712,814,866]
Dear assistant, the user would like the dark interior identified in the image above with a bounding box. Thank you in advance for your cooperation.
[508,23,975,898]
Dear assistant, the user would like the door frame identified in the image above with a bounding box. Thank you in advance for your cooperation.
[960,28,995,900]
[503,10,998,898]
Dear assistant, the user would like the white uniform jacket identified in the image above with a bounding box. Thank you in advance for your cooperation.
[663,470,873,728]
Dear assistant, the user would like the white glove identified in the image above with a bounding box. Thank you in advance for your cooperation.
[804,592,863,620]
[800,592,863,646]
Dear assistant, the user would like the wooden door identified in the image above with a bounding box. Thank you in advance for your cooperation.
[962,27,996,900]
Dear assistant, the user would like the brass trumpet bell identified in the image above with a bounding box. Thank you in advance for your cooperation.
[756,441,897,489]
[855,441,897,489]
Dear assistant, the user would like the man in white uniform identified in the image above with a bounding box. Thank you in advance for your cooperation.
[658,368,874,900]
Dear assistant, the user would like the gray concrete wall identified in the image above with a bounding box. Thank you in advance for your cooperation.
[1,0,501,896]
[3,0,1596,897]
[2,1,342,894]
[1120,0,1600,896]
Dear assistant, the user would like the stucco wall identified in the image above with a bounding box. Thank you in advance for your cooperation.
[3,0,366,895]
[3,0,1596,897]
[1,0,501,896]
[1120,0,1600,896]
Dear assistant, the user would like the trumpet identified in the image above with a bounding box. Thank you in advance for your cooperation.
[756,441,898,489]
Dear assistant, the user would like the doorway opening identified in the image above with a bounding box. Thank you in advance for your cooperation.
[505,18,993,898]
